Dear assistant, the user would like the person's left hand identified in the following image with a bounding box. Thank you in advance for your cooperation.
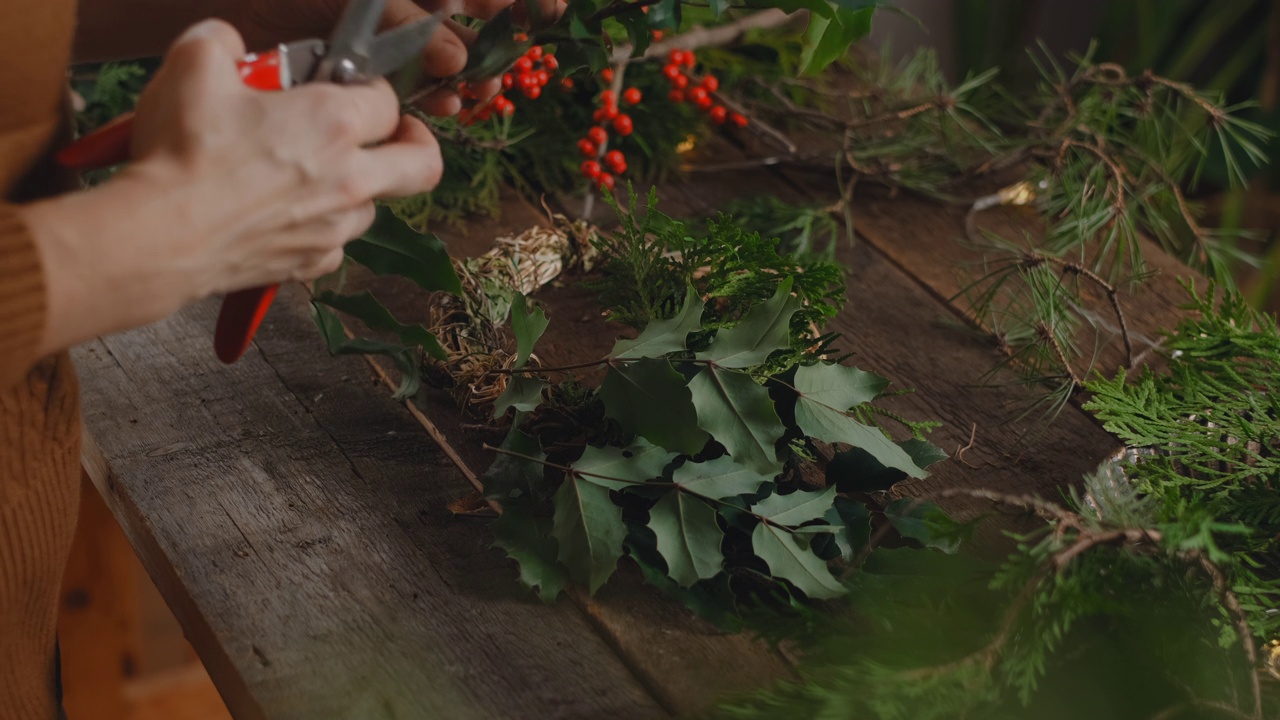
[232,0,563,116]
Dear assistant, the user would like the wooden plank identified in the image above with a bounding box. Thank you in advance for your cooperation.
[75,286,666,720]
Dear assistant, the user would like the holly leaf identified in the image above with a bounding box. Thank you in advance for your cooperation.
[483,425,547,503]
[708,0,732,18]
[829,438,947,492]
[460,8,527,81]
[600,359,708,455]
[697,278,800,368]
[511,293,549,368]
[648,491,724,587]
[794,392,926,479]
[615,5,651,57]
[314,290,446,361]
[611,286,704,359]
[752,485,838,527]
[493,375,548,418]
[311,303,421,400]
[689,366,787,475]
[884,498,974,554]
[492,507,567,602]
[346,206,462,296]
[792,362,888,410]
[570,440,678,491]
[646,0,682,29]
[552,474,626,593]
[799,7,875,77]
[673,455,778,500]
[752,522,845,599]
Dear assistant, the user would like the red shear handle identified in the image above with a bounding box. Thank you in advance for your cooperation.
[56,49,287,171]
[213,285,279,363]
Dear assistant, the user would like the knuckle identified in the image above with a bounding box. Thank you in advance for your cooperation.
[334,173,373,205]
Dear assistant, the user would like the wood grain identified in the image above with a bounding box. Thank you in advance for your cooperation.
[75,287,665,720]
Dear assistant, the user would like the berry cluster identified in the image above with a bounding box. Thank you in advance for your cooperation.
[661,50,747,128]
[460,40,556,124]
[577,69,643,191]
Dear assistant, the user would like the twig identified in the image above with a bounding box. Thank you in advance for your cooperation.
[609,9,801,63]
[1197,554,1264,720]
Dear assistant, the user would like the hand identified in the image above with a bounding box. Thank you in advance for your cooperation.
[232,0,565,116]
[22,20,442,354]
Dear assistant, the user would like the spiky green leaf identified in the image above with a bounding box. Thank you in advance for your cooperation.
[552,475,626,594]
[570,440,679,491]
[314,290,446,361]
[752,485,839,527]
[511,293,548,369]
[673,455,778,500]
[689,366,787,475]
[346,206,462,295]
[794,392,927,479]
[884,499,974,554]
[648,491,724,587]
[752,523,845,599]
[697,278,800,368]
[792,362,888,410]
[311,303,421,400]
[492,507,567,603]
[600,359,708,455]
[610,286,705,359]
[482,425,547,502]
[493,376,548,418]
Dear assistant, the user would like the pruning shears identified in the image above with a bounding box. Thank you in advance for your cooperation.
[57,0,448,364]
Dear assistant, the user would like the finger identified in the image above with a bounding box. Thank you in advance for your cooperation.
[384,0,469,77]
[413,87,463,117]
[354,115,444,198]
[168,18,247,64]
[415,0,511,21]
[289,78,402,147]
[510,0,567,28]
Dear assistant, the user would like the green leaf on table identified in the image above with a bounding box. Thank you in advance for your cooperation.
[648,491,724,587]
[689,366,786,475]
[752,522,845,599]
[610,286,704,359]
[311,303,421,400]
[697,278,800,368]
[482,425,547,503]
[552,474,627,593]
[600,359,708,455]
[884,498,974,554]
[492,507,567,602]
[828,437,945,492]
[511,293,549,369]
[570,439,678,491]
[799,7,875,77]
[672,455,778,500]
[794,392,926,479]
[792,362,888,410]
[752,485,839,527]
[493,375,548,418]
[347,206,462,296]
[314,290,446,361]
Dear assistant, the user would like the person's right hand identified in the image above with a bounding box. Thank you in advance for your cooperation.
[22,19,443,356]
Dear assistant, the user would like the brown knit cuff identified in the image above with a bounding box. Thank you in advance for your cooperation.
[0,204,47,388]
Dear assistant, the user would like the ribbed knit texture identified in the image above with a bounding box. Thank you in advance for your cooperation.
[1,2,81,718]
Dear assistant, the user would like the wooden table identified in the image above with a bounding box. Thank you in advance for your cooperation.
[75,142,1196,718]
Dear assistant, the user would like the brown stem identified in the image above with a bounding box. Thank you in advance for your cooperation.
[1196,554,1263,720]
[1034,254,1135,369]
[1038,321,1083,387]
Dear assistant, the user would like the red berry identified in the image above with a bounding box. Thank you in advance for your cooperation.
[473,106,492,122]
[515,57,533,73]
[535,70,550,86]
[502,73,514,89]
[495,97,515,116]
[701,75,719,92]
[579,138,598,157]
[527,46,544,61]
[514,32,529,42]
[605,149,626,172]
[598,172,616,190]
[688,86,708,105]
[683,51,696,68]
[662,64,681,82]
[587,126,608,146]
[600,90,617,107]
[560,77,575,90]
[668,89,685,103]
[651,30,664,40]
[544,54,558,71]
[674,74,689,90]
[612,114,633,136]
[710,105,727,124]
[668,50,685,65]
[623,87,642,105]
[730,112,748,128]
[601,68,615,83]
[523,85,542,100]
[581,160,602,179]
[598,104,619,121]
